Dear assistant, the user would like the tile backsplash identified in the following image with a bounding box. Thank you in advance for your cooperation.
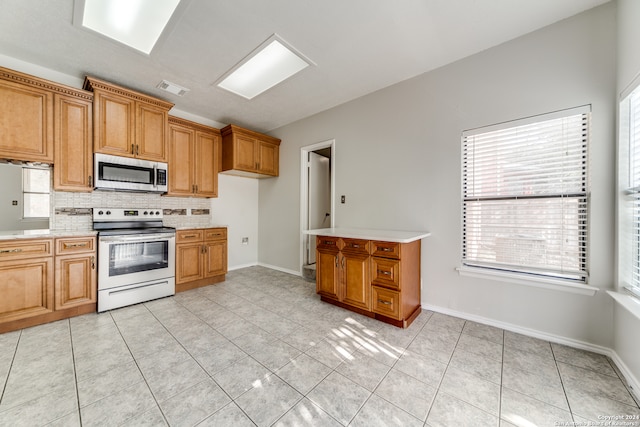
[51,190,213,231]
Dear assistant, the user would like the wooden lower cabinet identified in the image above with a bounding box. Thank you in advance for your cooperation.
[54,236,97,310]
[176,228,227,292]
[316,236,422,328]
[0,236,97,334]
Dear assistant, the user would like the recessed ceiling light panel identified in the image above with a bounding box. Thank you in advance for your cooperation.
[77,0,181,54]
[216,35,314,100]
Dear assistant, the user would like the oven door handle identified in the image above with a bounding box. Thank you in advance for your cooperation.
[99,233,176,244]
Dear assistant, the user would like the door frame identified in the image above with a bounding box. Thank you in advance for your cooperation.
[300,139,335,271]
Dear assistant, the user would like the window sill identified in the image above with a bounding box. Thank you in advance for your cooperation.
[607,291,640,321]
[456,266,598,296]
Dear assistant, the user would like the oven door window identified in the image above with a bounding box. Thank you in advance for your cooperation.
[108,239,168,276]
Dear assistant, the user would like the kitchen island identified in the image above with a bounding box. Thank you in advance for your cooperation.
[305,228,430,328]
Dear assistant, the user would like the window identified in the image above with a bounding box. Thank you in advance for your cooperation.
[23,167,50,218]
[461,106,590,283]
[622,86,640,297]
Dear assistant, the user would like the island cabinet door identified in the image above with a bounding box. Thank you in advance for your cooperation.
[316,248,339,299]
[341,252,371,311]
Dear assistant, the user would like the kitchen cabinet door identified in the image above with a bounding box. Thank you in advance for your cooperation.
[234,134,258,172]
[54,93,93,191]
[168,124,196,196]
[136,102,168,161]
[93,90,135,157]
[176,243,204,284]
[204,240,227,278]
[341,252,371,311]
[0,257,54,322]
[0,79,53,162]
[316,248,339,299]
[195,131,219,197]
[257,139,279,176]
[55,254,96,310]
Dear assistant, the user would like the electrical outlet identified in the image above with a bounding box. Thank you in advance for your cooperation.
[341,195,346,204]
[242,237,249,245]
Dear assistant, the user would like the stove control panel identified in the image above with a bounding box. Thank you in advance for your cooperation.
[93,208,163,221]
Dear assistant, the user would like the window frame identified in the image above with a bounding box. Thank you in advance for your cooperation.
[22,166,51,220]
[460,106,591,288]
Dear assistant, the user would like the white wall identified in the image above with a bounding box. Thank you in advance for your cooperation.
[615,0,640,394]
[210,174,259,269]
[260,3,617,348]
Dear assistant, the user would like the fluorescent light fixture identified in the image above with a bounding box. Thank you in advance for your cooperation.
[78,0,181,54]
[217,35,313,99]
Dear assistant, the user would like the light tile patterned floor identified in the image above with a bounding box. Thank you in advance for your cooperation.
[0,266,638,426]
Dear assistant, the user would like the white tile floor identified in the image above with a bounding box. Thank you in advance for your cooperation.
[0,266,638,426]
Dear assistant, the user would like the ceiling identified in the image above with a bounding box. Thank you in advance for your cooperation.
[0,0,610,132]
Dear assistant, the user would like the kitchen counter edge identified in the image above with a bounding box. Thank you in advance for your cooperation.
[0,229,98,240]
[304,228,431,243]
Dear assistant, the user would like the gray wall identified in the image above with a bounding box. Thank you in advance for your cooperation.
[615,0,640,393]
[0,164,49,231]
[260,3,617,348]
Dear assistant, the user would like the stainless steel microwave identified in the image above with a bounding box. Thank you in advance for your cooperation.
[94,153,168,193]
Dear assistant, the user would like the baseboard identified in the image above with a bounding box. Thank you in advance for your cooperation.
[228,262,258,271]
[424,303,640,402]
[257,262,302,277]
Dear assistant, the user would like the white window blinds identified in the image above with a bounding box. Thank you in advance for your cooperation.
[628,90,640,292]
[462,106,590,283]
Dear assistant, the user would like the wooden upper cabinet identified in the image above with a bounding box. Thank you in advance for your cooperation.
[221,124,280,178]
[136,102,168,161]
[0,69,54,163]
[84,76,173,161]
[54,93,94,192]
[167,116,220,198]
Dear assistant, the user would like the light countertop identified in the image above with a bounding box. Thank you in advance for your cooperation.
[304,228,431,243]
[174,225,227,230]
[0,229,97,241]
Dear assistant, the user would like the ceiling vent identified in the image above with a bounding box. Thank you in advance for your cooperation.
[156,80,189,96]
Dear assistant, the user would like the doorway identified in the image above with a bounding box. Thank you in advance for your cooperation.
[300,140,335,278]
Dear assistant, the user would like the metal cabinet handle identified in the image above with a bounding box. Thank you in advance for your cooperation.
[91,256,95,269]
[88,176,93,187]
[131,143,135,154]
[136,145,140,155]
[381,247,392,252]
[378,270,391,276]
[0,248,22,254]
[341,257,345,268]
[352,244,360,248]
[182,234,197,238]
[335,255,338,267]
[378,299,392,305]
[64,242,87,249]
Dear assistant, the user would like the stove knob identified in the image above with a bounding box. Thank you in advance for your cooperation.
[106,211,111,215]
[156,211,160,215]
[98,210,103,215]
[143,211,148,215]
[149,211,154,215]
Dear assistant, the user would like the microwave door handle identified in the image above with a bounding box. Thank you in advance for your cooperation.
[153,164,157,189]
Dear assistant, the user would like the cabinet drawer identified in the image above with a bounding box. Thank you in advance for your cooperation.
[55,236,95,255]
[316,236,340,251]
[371,241,400,259]
[341,238,369,254]
[371,257,400,289]
[177,229,204,243]
[0,239,52,260]
[372,286,401,320]
[204,228,227,241]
